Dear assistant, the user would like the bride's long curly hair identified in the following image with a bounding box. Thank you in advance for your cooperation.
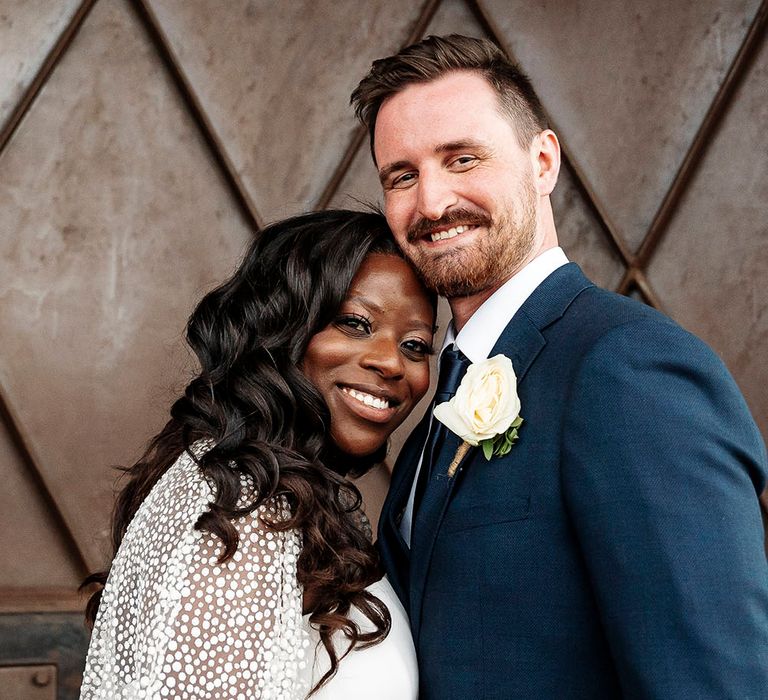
[83,210,425,692]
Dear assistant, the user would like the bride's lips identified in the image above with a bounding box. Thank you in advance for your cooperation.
[336,383,400,424]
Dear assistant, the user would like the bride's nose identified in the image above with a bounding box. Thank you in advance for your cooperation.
[361,335,405,378]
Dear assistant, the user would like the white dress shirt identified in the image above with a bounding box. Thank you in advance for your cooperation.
[399,247,569,545]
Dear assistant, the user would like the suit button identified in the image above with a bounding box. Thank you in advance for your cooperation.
[395,507,405,524]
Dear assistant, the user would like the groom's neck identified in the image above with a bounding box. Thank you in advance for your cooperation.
[449,288,499,333]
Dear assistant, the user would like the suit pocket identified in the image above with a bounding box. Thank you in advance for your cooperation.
[441,496,531,534]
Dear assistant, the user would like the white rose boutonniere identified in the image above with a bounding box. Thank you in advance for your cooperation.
[433,354,523,476]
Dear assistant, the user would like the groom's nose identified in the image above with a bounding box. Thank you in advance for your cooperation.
[416,170,459,221]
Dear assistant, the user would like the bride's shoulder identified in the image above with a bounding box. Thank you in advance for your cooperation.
[134,441,216,516]
[125,440,286,544]
[149,439,256,504]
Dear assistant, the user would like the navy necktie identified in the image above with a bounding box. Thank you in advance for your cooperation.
[413,345,471,513]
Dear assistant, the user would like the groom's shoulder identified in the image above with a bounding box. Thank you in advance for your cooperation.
[530,262,673,339]
[555,277,717,365]
[560,277,674,337]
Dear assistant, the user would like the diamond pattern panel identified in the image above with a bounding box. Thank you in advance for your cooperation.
[0,0,252,568]
[428,0,483,34]
[647,32,768,439]
[483,0,761,251]
[0,0,81,132]
[146,0,424,223]
[552,160,625,290]
[0,414,82,587]
[326,144,382,212]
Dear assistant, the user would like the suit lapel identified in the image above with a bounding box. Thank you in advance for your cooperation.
[407,263,594,641]
[377,409,431,605]
[408,426,475,637]
[489,311,546,383]
[385,409,431,529]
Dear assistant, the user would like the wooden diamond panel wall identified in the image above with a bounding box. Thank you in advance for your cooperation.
[0,3,766,694]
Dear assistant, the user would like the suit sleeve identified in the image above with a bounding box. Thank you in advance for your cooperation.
[561,318,768,698]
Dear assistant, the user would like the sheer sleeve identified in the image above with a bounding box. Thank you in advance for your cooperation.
[81,445,312,699]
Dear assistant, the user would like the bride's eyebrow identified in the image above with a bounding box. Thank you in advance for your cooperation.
[408,320,434,334]
[343,297,433,332]
[344,296,382,314]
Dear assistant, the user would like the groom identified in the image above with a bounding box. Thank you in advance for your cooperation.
[352,35,768,697]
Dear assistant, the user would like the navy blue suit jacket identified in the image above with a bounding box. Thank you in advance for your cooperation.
[378,264,768,699]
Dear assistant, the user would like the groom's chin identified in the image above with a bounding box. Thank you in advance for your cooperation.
[416,261,498,298]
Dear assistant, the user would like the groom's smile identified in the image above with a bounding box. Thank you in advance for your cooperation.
[428,223,475,242]
[407,209,490,247]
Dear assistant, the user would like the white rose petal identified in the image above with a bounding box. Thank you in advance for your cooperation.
[433,355,521,446]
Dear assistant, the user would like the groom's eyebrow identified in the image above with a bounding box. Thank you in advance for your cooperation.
[378,160,412,184]
[434,138,488,155]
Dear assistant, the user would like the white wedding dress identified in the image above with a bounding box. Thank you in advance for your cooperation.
[80,444,417,699]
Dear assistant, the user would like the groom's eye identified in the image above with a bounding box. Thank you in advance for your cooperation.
[391,171,417,189]
[450,155,478,170]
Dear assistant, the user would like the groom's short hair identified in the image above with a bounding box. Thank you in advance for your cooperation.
[351,34,549,158]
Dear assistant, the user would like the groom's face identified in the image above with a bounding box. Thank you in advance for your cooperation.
[374,71,539,298]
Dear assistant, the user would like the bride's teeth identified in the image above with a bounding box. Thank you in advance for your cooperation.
[343,387,390,409]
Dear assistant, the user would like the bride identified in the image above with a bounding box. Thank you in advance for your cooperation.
[80,210,436,698]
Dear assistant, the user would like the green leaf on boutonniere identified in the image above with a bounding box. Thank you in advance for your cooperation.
[480,416,524,461]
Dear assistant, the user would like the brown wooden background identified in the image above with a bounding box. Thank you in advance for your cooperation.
[1,1,766,697]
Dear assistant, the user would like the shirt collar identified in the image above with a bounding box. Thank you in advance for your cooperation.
[443,247,569,363]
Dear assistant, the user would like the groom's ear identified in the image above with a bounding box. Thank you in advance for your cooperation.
[531,129,561,197]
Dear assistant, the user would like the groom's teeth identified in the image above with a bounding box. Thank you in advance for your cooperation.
[430,225,469,242]
[342,387,390,410]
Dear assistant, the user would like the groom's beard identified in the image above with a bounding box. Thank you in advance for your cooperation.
[405,184,538,299]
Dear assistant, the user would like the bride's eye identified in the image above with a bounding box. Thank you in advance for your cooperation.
[401,337,433,359]
[335,313,372,335]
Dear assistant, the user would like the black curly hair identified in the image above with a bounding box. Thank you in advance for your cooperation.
[83,209,434,692]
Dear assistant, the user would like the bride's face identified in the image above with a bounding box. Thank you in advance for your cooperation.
[302,253,434,457]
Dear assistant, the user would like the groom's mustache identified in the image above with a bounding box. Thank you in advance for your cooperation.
[406,208,493,243]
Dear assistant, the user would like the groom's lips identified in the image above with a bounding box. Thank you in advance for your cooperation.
[407,214,490,245]
[424,223,480,243]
